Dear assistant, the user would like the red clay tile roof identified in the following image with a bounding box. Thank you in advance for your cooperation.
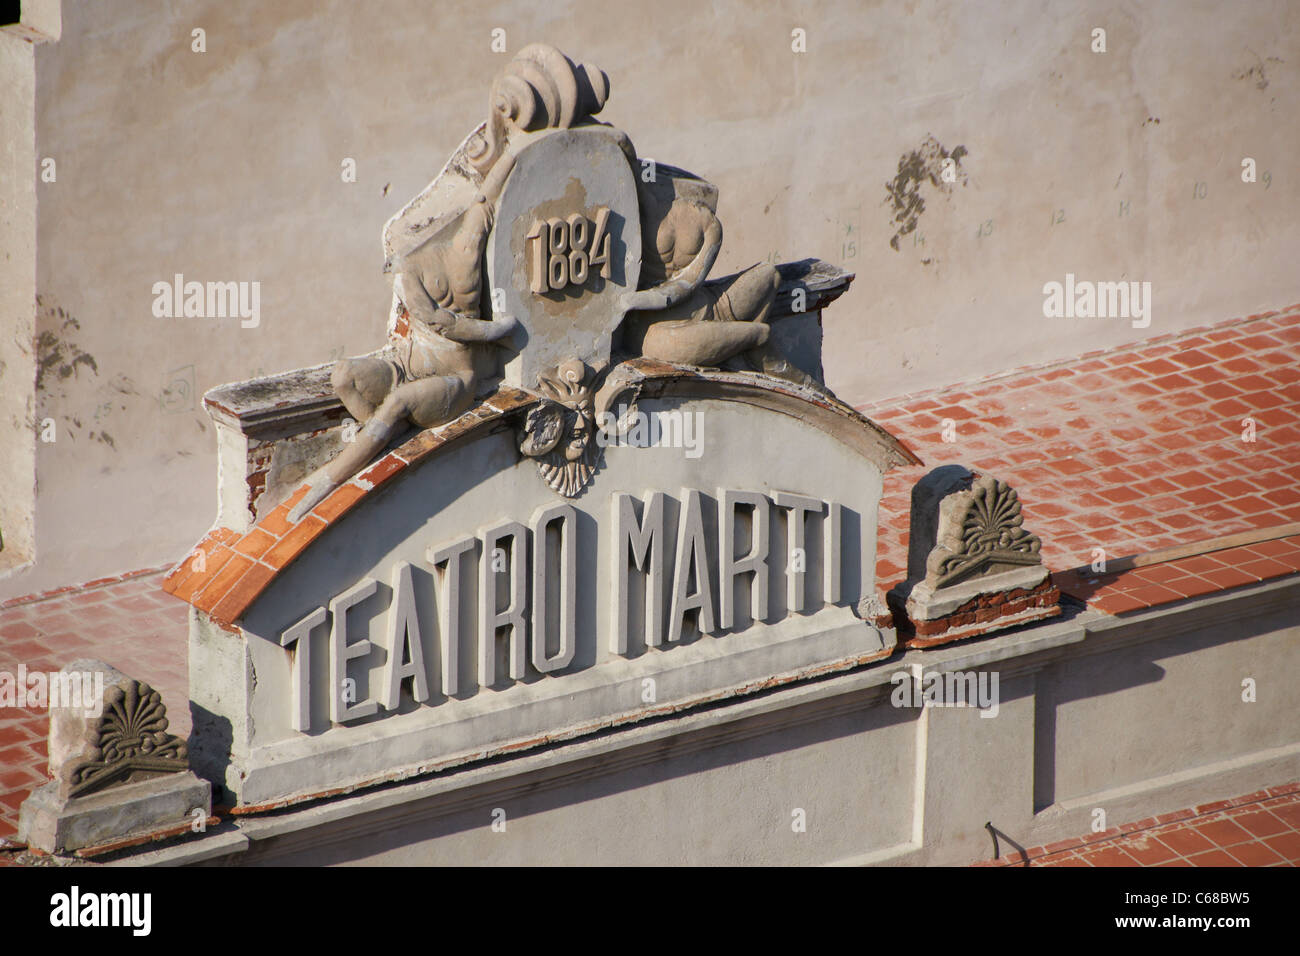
[865,304,1300,615]
[0,569,189,841]
[1054,532,1300,613]
[973,781,1300,866]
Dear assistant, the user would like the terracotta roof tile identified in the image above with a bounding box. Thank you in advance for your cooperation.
[869,304,1300,609]
[974,782,1300,867]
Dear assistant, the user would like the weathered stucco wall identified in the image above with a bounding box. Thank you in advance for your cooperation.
[9,0,1298,595]
[0,31,38,577]
[169,577,1297,867]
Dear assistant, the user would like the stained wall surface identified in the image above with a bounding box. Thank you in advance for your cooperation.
[9,0,1298,595]
[0,31,38,577]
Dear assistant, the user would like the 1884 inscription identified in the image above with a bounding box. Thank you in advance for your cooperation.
[525,207,613,293]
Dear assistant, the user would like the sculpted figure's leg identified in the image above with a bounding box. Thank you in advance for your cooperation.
[636,263,793,372]
[717,263,781,325]
[289,371,476,522]
[402,371,475,429]
[332,356,397,422]
[639,314,769,366]
[725,264,819,388]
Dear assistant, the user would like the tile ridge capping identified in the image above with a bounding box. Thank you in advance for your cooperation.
[854,301,1300,414]
[0,564,173,611]
[1060,521,1300,578]
[161,361,922,626]
[159,387,535,624]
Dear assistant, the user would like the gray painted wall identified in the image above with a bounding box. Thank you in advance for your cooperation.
[9,0,1298,596]
[162,578,1297,866]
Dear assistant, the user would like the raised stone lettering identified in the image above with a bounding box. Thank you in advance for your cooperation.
[611,491,668,652]
[774,491,824,612]
[668,489,717,643]
[429,536,476,697]
[382,562,431,710]
[531,503,577,672]
[719,488,770,630]
[480,521,528,685]
[330,578,380,723]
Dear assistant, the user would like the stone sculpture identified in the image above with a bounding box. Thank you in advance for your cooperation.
[291,43,826,515]
[63,678,189,799]
[18,661,210,854]
[887,469,1060,647]
[924,475,1044,588]
[620,167,811,386]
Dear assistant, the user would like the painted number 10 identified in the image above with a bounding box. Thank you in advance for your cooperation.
[527,207,612,294]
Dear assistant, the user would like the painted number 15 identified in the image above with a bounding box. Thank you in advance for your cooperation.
[527,207,612,294]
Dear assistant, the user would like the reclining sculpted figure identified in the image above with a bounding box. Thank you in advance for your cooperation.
[289,155,519,521]
[618,165,814,387]
[288,43,816,519]
[290,45,611,520]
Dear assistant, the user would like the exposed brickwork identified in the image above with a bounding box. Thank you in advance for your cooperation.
[865,306,1300,615]
[160,385,539,626]
[974,782,1300,866]
[897,579,1062,647]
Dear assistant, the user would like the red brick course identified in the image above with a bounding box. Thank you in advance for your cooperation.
[895,579,1062,648]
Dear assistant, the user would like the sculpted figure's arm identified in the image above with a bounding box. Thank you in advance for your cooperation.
[387,149,521,326]
[619,200,722,313]
[419,307,519,343]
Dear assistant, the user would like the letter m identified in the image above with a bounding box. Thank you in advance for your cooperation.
[1096,281,1129,318]
[611,492,667,653]
[101,893,130,926]
[947,671,978,707]
[206,281,239,318]
[50,671,81,708]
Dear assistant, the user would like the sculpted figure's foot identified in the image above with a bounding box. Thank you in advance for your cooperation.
[287,370,476,523]
[288,417,398,522]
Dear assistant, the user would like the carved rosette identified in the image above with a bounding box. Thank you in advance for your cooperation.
[65,681,189,799]
[926,476,1042,588]
[519,358,601,497]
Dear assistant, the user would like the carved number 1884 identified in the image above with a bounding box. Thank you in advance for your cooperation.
[526,207,612,294]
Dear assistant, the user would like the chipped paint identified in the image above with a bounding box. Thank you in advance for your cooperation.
[226,644,896,816]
